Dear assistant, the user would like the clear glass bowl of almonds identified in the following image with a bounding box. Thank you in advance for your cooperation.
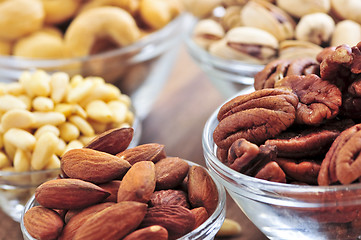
[19,127,226,240]
[202,85,361,240]
[0,70,141,222]
[0,0,187,119]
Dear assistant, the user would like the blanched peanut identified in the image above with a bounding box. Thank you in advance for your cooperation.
[3,82,25,95]
[45,154,61,169]
[17,95,32,110]
[59,122,80,142]
[108,100,127,123]
[50,72,69,103]
[79,135,95,145]
[62,139,83,156]
[79,82,120,106]
[1,109,35,131]
[4,128,36,152]
[20,70,51,97]
[34,124,60,139]
[13,148,31,172]
[54,103,87,118]
[55,138,66,157]
[0,95,27,112]
[216,218,242,237]
[87,119,108,134]
[31,132,59,170]
[0,151,11,169]
[3,140,16,161]
[86,100,113,123]
[66,78,96,103]
[31,111,66,128]
[69,115,94,136]
[32,96,54,111]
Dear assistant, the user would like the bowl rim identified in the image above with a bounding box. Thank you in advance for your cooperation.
[20,160,226,240]
[0,13,187,65]
[202,87,361,194]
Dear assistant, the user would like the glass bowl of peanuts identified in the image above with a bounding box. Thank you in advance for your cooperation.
[0,0,187,119]
[202,86,361,240]
[19,128,226,240]
[0,70,141,222]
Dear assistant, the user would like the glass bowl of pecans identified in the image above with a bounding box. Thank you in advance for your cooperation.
[0,70,141,223]
[0,0,187,119]
[202,39,361,239]
[20,128,226,240]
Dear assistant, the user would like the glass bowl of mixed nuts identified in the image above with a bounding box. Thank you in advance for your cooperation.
[185,0,361,99]
[0,70,140,222]
[202,40,361,239]
[20,128,226,240]
[0,0,187,119]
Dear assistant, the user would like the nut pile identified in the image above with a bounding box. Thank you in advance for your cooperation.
[23,127,220,240]
[213,40,361,186]
[0,70,134,172]
[189,0,361,64]
[0,0,183,59]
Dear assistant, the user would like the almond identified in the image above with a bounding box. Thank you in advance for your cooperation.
[35,178,110,209]
[140,205,196,240]
[61,148,131,184]
[149,189,190,208]
[59,202,115,240]
[188,165,219,215]
[73,201,147,240]
[155,157,189,190]
[98,180,121,202]
[117,161,156,203]
[123,225,168,240]
[190,207,209,229]
[24,206,64,240]
[84,127,133,154]
[116,143,166,165]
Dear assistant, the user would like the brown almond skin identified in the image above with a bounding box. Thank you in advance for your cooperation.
[35,178,110,209]
[84,127,133,154]
[155,157,189,190]
[188,166,219,215]
[73,201,147,240]
[59,202,115,240]
[123,225,168,240]
[116,143,166,165]
[61,148,131,184]
[191,207,209,229]
[117,161,156,203]
[140,205,196,240]
[149,190,190,208]
[24,206,64,240]
[98,180,121,202]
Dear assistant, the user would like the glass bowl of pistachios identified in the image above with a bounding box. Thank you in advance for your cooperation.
[184,0,361,99]
[0,70,141,223]
[0,0,187,119]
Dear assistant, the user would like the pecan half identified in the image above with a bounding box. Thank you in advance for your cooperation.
[318,123,361,185]
[265,119,354,158]
[276,158,321,185]
[214,88,298,148]
[275,74,342,125]
[254,58,319,90]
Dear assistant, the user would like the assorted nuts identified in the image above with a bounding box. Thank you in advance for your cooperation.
[190,0,361,64]
[23,127,221,240]
[0,70,134,172]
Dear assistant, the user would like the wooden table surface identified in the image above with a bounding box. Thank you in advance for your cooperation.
[0,45,268,240]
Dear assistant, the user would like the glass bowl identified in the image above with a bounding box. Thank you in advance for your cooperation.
[202,90,361,240]
[0,115,141,223]
[20,160,226,240]
[0,14,188,120]
[184,15,264,99]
